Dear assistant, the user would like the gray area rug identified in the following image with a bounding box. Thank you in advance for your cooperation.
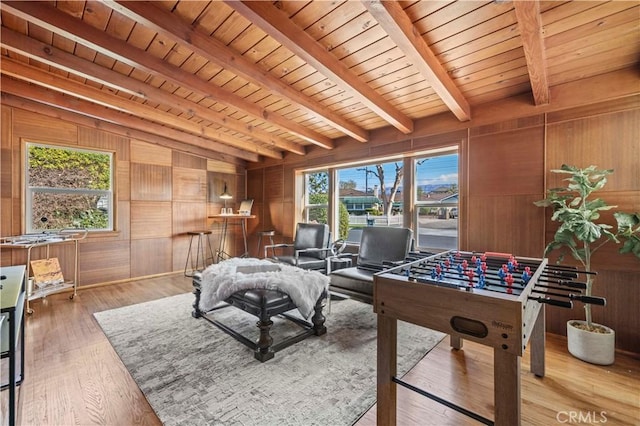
[94,293,445,426]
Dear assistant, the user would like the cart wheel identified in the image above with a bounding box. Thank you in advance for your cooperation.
[69,294,75,300]
[27,308,34,315]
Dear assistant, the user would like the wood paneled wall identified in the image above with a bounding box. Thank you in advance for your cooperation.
[248,96,640,354]
[0,105,246,285]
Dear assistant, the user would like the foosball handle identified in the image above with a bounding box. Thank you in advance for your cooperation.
[576,295,606,306]
[529,296,573,309]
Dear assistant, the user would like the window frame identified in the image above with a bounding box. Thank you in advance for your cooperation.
[24,141,115,233]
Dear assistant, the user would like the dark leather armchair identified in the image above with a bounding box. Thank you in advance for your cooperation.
[264,223,331,272]
[329,226,413,303]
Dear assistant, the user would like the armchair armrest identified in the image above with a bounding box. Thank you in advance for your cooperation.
[264,243,293,259]
[294,246,332,259]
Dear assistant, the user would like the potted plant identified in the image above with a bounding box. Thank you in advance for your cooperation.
[534,164,640,365]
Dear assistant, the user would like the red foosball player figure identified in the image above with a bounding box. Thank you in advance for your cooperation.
[505,273,515,294]
[466,269,475,288]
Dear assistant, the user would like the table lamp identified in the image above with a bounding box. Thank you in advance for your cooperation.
[220,182,232,214]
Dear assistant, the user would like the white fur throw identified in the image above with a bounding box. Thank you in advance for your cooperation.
[199,258,329,319]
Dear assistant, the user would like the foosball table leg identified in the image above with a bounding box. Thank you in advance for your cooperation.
[494,349,521,426]
[450,334,463,350]
[377,315,397,426]
[530,306,546,377]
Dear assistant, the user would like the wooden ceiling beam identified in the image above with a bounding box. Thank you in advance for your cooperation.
[1,59,284,159]
[0,27,305,156]
[0,77,264,162]
[362,0,471,121]
[514,0,550,105]
[104,0,369,143]
[226,0,414,135]
[0,1,334,150]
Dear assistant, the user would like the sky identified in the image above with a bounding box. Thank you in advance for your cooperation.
[337,153,458,192]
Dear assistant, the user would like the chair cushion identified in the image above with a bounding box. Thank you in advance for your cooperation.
[276,255,327,271]
[329,267,375,296]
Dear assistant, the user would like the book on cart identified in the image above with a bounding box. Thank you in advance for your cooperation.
[30,257,64,289]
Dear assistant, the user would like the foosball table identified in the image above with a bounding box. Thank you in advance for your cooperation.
[374,250,603,426]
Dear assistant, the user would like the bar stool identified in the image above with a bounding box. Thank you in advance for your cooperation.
[184,230,215,277]
[256,230,275,258]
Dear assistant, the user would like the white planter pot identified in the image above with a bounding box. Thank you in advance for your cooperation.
[566,320,615,365]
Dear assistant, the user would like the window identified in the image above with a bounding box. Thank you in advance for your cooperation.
[304,171,328,225]
[25,143,114,233]
[414,152,459,250]
[337,160,404,241]
[299,149,459,249]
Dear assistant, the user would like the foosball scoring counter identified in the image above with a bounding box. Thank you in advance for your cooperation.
[373,250,604,426]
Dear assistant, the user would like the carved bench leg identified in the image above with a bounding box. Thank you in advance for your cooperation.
[312,297,327,336]
[255,318,275,362]
[192,281,202,318]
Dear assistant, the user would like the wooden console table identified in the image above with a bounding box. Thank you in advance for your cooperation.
[0,229,87,314]
[1,265,27,426]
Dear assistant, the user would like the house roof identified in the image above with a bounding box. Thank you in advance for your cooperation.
[1,1,638,163]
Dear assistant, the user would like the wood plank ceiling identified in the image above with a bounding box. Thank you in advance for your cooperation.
[1,1,638,163]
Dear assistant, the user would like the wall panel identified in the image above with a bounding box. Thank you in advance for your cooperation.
[130,139,171,166]
[79,127,130,161]
[546,109,640,191]
[130,164,172,201]
[12,109,78,145]
[468,126,545,197]
[130,201,172,239]
[130,237,173,277]
[79,240,130,285]
[172,167,207,202]
[467,194,545,257]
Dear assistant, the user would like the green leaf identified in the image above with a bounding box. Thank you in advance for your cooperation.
[569,197,582,207]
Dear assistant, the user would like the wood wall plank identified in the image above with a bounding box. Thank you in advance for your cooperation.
[546,95,639,123]
[172,201,207,236]
[546,109,640,191]
[172,167,207,202]
[173,151,206,169]
[12,109,78,144]
[130,163,172,201]
[1,106,12,199]
[116,199,130,241]
[117,160,130,201]
[79,127,130,161]
[467,194,545,257]
[79,240,131,285]
[207,159,239,173]
[130,237,173,277]
[130,139,172,166]
[468,126,545,196]
[130,201,172,239]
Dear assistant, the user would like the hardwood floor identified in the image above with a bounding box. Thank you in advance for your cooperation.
[3,274,639,425]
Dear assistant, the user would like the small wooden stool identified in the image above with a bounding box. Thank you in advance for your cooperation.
[184,230,215,277]
[256,230,275,258]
